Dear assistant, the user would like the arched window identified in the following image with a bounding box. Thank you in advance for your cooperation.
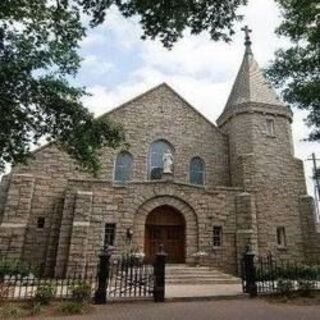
[114,151,133,182]
[190,157,205,185]
[149,140,174,180]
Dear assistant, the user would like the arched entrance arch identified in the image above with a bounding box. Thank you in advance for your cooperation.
[145,206,185,263]
[133,196,198,263]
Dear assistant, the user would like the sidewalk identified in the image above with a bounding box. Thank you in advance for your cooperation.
[165,283,244,300]
[34,298,320,320]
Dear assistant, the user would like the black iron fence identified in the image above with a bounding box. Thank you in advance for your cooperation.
[0,247,167,303]
[241,249,320,296]
[0,259,97,301]
[94,245,167,303]
[107,256,154,299]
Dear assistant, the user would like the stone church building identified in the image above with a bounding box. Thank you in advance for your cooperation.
[0,37,319,277]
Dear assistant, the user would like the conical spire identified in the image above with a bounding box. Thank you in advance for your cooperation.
[218,27,285,124]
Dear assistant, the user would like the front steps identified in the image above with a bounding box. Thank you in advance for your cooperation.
[165,265,241,285]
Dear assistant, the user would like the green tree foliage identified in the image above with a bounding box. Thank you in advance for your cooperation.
[0,0,124,174]
[78,0,247,48]
[0,0,246,173]
[266,1,320,141]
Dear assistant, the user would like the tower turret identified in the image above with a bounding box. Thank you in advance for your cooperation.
[218,27,307,259]
[217,26,293,188]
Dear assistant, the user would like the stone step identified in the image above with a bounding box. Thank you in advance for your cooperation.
[164,265,241,285]
[166,278,241,285]
[166,270,232,275]
[166,274,238,279]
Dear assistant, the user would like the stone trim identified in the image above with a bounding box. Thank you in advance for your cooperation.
[0,223,27,228]
[66,178,243,193]
[133,195,199,263]
[73,221,90,227]
[218,108,292,127]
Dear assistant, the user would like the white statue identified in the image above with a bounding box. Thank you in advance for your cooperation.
[162,149,173,174]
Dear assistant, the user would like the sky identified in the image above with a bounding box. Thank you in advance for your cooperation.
[1,1,317,203]
[76,0,318,199]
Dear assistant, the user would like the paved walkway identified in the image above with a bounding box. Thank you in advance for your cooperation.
[38,299,320,320]
[166,284,243,299]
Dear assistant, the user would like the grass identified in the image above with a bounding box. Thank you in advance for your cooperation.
[0,300,94,319]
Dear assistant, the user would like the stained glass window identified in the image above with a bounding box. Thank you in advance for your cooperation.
[114,151,133,182]
[190,157,205,185]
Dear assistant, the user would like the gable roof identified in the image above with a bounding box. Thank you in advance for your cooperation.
[32,82,225,155]
[98,82,222,133]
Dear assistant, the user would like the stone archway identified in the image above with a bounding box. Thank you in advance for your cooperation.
[133,196,198,263]
[145,205,185,263]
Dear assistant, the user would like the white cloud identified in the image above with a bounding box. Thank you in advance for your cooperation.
[82,55,113,74]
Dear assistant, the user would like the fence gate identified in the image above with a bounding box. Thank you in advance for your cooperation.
[107,256,154,299]
[94,246,166,303]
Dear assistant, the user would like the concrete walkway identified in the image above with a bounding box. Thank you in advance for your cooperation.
[36,299,320,320]
[166,283,243,299]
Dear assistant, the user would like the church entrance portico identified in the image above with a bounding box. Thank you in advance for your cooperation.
[132,195,198,264]
[145,205,185,263]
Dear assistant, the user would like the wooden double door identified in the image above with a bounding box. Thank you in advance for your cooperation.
[145,206,185,263]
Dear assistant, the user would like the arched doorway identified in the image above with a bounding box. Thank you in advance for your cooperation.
[144,205,185,263]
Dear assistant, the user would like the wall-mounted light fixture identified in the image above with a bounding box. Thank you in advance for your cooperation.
[126,227,133,241]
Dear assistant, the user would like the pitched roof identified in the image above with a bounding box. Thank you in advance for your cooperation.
[222,46,285,115]
[100,82,223,133]
[32,83,225,156]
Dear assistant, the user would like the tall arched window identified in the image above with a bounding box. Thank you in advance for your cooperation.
[190,157,205,185]
[149,140,174,180]
[114,151,133,182]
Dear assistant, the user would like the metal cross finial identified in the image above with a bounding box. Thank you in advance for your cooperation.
[241,25,253,54]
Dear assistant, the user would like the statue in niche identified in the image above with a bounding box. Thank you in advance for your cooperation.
[162,149,174,174]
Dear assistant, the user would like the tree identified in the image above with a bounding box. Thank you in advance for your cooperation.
[266,0,320,141]
[0,0,246,174]
[0,0,125,174]
[79,0,247,48]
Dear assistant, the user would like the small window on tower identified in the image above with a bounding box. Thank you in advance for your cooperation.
[277,227,287,247]
[37,217,45,229]
[266,119,275,136]
[104,223,116,246]
[213,226,223,247]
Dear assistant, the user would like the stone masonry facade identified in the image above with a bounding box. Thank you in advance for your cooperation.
[0,45,319,277]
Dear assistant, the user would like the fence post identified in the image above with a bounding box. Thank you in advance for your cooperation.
[154,244,167,302]
[94,245,113,304]
[243,246,257,297]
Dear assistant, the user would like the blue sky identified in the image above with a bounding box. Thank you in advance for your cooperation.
[74,0,318,199]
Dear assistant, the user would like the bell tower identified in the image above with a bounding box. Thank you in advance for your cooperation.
[217,27,307,259]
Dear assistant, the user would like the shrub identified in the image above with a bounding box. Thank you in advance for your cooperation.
[34,284,55,305]
[0,259,33,279]
[71,282,91,302]
[58,301,89,315]
[277,278,294,296]
[297,280,316,297]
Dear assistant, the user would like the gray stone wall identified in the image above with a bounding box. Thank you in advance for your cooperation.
[299,196,320,263]
[54,179,241,277]
[99,84,230,186]
[0,83,318,278]
[0,84,231,273]
[219,102,312,263]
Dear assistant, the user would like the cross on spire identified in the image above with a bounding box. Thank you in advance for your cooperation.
[241,25,253,55]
